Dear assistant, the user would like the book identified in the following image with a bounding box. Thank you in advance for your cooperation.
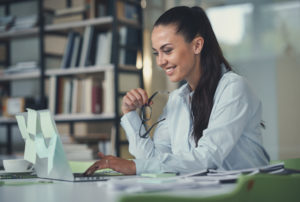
[44,0,65,10]
[52,14,84,24]
[116,1,138,23]
[71,79,79,114]
[103,69,114,114]
[61,32,77,69]
[92,79,103,114]
[83,76,103,114]
[45,35,68,56]
[70,34,82,68]
[55,5,88,16]
[95,31,112,65]
[48,76,57,114]
[62,78,73,114]
[56,77,65,114]
[79,26,95,67]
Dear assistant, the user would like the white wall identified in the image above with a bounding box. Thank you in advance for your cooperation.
[233,55,279,160]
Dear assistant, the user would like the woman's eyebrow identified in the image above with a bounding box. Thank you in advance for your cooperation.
[152,43,172,51]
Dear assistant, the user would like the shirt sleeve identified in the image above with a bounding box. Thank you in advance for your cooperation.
[120,105,172,160]
[132,77,261,175]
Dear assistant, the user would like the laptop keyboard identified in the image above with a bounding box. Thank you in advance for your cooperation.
[73,173,109,182]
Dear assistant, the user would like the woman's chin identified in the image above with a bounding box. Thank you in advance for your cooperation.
[167,75,182,83]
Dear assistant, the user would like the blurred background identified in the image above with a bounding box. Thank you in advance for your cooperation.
[0,0,299,163]
[142,0,300,161]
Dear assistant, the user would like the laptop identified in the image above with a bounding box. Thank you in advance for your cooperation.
[15,109,122,182]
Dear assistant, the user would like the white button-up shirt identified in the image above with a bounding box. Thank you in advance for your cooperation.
[121,71,270,175]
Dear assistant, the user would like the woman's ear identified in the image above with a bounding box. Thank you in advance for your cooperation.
[193,36,204,54]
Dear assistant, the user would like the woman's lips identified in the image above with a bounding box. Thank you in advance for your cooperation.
[165,66,176,76]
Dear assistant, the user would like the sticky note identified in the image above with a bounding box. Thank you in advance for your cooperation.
[26,109,38,135]
[15,114,30,139]
[47,135,58,174]
[35,133,49,158]
[40,110,57,138]
[24,138,36,164]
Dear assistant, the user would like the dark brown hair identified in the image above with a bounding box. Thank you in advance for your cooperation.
[154,6,232,146]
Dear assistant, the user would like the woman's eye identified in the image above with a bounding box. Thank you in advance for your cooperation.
[164,49,172,54]
[153,51,158,56]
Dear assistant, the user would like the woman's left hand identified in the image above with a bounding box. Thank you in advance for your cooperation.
[83,152,136,175]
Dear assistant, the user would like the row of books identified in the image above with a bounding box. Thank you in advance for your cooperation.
[44,0,139,25]
[61,25,139,69]
[55,76,104,115]
[57,121,116,160]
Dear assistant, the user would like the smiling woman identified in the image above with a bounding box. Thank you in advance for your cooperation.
[84,6,270,176]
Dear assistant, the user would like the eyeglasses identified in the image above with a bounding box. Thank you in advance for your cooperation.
[139,91,169,138]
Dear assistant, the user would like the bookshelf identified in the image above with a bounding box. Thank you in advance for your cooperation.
[0,0,144,158]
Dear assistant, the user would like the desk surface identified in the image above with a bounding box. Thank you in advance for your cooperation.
[0,177,236,202]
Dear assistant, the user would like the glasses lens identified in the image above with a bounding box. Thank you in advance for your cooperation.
[142,106,152,121]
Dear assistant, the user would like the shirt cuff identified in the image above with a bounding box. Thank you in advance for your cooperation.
[133,159,143,175]
[120,111,143,138]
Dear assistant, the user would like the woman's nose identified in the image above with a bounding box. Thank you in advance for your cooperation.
[157,54,167,67]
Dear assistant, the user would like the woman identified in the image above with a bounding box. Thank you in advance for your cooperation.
[84,6,269,175]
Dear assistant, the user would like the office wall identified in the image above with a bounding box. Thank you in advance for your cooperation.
[277,49,300,159]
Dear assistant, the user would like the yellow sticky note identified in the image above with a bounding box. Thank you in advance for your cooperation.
[24,138,36,164]
[15,114,30,139]
[40,110,57,138]
[27,109,38,136]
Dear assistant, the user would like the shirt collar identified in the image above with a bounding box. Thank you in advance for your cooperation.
[177,83,192,98]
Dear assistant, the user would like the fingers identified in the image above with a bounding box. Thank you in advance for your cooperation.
[122,88,148,114]
[83,161,100,176]
[97,152,105,158]
[83,159,110,176]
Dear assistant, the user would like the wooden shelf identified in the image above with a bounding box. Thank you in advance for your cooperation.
[0,70,40,81]
[0,16,113,40]
[0,117,16,124]
[0,27,38,39]
[45,17,113,32]
[118,18,141,29]
[46,65,114,76]
[54,113,115,122]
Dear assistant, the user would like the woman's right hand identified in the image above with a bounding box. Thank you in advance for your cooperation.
[121,88,149,114]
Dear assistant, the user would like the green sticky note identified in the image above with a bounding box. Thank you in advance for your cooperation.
[24,138,36,164]
[40,110,57,138]
[35,133,49,158]
[47,135,58,174]
[16,114,30,139]
[27,108,38,136]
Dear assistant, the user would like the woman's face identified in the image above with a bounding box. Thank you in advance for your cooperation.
[151,24,202,90]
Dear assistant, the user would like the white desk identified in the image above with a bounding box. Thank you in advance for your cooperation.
[0,177,237,202]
